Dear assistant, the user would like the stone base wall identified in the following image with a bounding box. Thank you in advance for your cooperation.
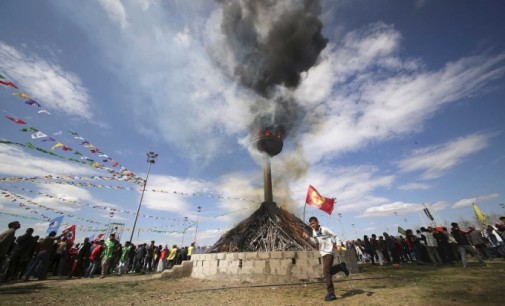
[189,250,358,283]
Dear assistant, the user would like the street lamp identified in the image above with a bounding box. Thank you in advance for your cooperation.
[129,150,158,243]
[106,211,114,237]
[181,217,189,247]
[193,206,202,246]
[337,212,346,241]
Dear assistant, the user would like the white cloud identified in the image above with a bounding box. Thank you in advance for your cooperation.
[359,200,449,218]
[97,0,129,30]
[295,23,505,163]
[0,144,99,178]
[396,133,492,179]
[452,193,500,208]
[398,183,431,191]
[139,175,214,216]
[0,42,93,120]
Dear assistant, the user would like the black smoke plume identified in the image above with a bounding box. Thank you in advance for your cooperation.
[215,0,328,137]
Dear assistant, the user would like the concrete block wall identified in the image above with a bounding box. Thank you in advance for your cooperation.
[189,250,359,284]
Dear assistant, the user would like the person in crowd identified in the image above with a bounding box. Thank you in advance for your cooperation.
[23,230,66,281]
[353,239,365,262]
[127,243,137,272]
[68,237,91,278]
[383,232,400,267]
[177,246,187,264]
[406,229,424,265]
[302,216,349,302]
[379,235,391,263]
[370,234,384,265]
[85,240,103,278]
[421,227,443,265]
[398,236,412,262]
[50,237,66,276]
[450,222,485,268]
[157,245,169,272]
[167,244,178,269]
[433,227,454,264]
[0,221,21,271]
[467,226,492,260]
[144,240,155,273]
[187,243,194,261]
[100,233,118,278]
[484,225,505,258]
[118,241,132,276]
[134,243,146,273]
[153,245,162,270]
[3,227,34,281]
[362,235,375,264]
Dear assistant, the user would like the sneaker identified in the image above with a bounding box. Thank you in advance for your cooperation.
[340,262,350,276]
[324,293,337,301]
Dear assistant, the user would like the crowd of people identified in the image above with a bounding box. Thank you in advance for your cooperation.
[0,223,205,282]
[1,217,505,283]
[347,217,505,268]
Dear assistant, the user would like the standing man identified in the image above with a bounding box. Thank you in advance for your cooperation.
[100,233,118,278]
[118,241,132,276]
[68,237,91,278]
[450,222,485,268]
[23,230,66,281]
[4,228,35,281]
[302,216,349,302]
[0,221,21,272]
[187,243,194,261]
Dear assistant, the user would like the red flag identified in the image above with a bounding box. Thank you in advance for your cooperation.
[94,233,105,242]
[64,225,76,243]
[305,185,335,215]
[5,115,26,124]
[0,80,18,88]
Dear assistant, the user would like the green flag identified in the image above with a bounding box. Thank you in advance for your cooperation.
[398,226,406,236]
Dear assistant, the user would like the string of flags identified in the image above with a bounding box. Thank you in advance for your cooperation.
[0,175,139,183]
[1,182,255,224]
[1,188,105,225]
[1,73,144,183]
[0,138,142,184]
[0,175,258,203]
[0,210,48,221]
[0,184,184,222]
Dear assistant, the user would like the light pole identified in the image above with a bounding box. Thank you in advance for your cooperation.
[193,206,202,246]
[181,217,189,247]
[129,150,158,243]
[337,212,346,241]
[106,211,114,237]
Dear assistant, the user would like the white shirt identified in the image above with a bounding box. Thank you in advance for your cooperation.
[310,226,341,256]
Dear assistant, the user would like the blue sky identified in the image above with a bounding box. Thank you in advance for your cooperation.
[1,0,504,246]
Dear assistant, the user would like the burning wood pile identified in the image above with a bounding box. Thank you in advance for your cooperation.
[207,202,315,252]
[207,126,316,252]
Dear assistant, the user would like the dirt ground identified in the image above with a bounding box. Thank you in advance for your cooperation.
[0,260,503,306]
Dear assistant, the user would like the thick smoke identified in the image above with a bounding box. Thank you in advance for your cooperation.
[214,0,328,136]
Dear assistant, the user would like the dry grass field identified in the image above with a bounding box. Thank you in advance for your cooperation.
[0,260,502,306]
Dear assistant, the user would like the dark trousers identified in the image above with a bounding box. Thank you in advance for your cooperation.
[322,254,334,294]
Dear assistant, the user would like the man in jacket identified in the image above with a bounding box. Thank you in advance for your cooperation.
[450,222,485,268]
[302,216,349,302]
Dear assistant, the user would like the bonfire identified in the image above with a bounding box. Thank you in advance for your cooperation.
[207,126,316,253]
